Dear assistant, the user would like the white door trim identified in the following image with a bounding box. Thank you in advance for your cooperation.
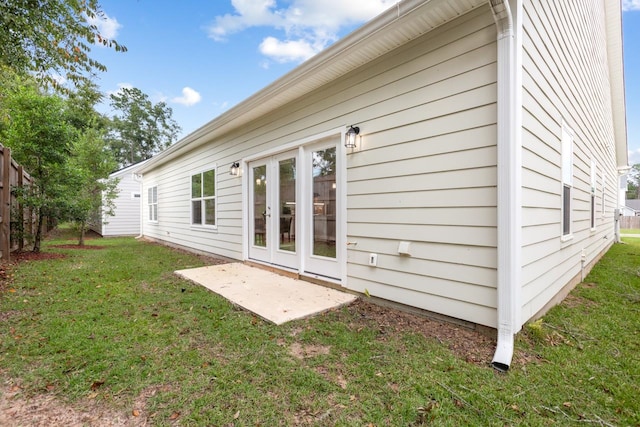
[241,127,347,285]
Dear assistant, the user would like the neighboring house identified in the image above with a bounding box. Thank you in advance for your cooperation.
[621,206,637,216]
[624,199,640,215]
[92,161,146,236]
[136,0,627,370]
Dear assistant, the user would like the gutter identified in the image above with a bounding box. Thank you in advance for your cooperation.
[489,0,522,372]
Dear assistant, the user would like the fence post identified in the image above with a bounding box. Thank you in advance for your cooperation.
[1,147,11,261]
[17,165,24,252]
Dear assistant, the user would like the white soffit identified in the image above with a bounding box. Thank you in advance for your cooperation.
[140,0,487,172]
[604,0,628,168]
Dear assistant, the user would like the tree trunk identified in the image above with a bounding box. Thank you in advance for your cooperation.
[79,221,85,246]
[33,210,43,253]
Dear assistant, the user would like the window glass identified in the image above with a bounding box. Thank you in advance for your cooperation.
[191,168,216,226]
[192,174,201,198]
[192,200,202,224]
[203,170,215,197]
[148,186,158,222]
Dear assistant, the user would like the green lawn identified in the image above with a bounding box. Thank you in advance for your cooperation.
[0,232,638,425]
[621,228,640,234]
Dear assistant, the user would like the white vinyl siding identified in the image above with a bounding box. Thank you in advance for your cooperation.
[521,0,619,322]
[141,7,499,327]
[561,121,574,238]
[590,160,596,230]
[95,163,145,237]
[601,172,606,216]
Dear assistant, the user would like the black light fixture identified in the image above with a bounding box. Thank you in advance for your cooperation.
[345,125,360,148]
[230,161,240,176]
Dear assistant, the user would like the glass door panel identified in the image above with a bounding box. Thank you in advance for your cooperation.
[278,158,296,253]
[248,152,299,271]
[311,147,336,259]
[252,164,268,248]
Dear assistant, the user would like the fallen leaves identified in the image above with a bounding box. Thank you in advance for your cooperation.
[90,380,105,391]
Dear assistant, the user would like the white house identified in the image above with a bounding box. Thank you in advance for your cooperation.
[136,0,627,370]
[93,161,146,236]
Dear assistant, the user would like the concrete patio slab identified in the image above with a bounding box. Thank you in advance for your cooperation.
[175,263,357,325]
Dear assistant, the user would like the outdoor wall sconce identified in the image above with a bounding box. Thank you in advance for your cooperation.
[230,162,240,176]
[345,125,360,148]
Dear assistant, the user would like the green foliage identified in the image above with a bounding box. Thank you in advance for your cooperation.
[107,87,181,167]
[1,82,75,251]
[1,73,117,249]
[626,163,640,199]
[0,237,638,425]
[0,0,126,90]
[65,127,119,245]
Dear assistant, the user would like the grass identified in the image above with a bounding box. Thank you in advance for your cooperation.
[1,230,639,426]
[621,228,640,234]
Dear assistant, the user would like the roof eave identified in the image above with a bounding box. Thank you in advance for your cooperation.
[138,0,486,174]
[605,0,628,169]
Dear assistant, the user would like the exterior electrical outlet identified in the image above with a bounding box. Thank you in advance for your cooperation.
[368,253,377,267]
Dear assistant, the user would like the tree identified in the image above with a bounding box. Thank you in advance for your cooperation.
[626,163,640,200]
[107,87,181,167]
[64,127,119,246]
[2,83,75,252]
[65,79,108,131]
[0,0,126,90]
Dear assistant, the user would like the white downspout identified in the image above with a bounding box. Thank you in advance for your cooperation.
[490,0,522,372]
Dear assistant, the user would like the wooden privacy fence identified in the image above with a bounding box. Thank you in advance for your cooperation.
[0,144,34,261]
[620,216,640,230]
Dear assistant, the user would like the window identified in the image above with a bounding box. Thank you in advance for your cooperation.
[191,168,216,226]
[590,160,596,229]
[561,122,574,237]
[148,186,157,222]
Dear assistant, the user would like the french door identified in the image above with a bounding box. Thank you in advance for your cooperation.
[247,137,341,280]
[248,150,298,270]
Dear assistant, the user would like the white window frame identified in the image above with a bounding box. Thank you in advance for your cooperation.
[190,166,217,229]
[561,121,574,240]
[148,186,158,223]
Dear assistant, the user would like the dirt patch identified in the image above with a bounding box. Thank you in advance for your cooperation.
[347,299,498,366]
[12,251,67,262]
[289,342,331,359]
[0,383,133,427]
[50,244,106,250]
[562,293,598,309]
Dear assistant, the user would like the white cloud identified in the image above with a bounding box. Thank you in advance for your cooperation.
[259,36,318,62]
[628,148,640,166]
[207,0,398,63]
[152,91,169,103]
[86,12,122,42]
[50,73,67,86]
[623,0,640,11]
[107,82,133,97]
[171,87,202,106]
[213,100,230,111]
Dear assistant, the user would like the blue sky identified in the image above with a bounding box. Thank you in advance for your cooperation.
[89,1,640,164]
